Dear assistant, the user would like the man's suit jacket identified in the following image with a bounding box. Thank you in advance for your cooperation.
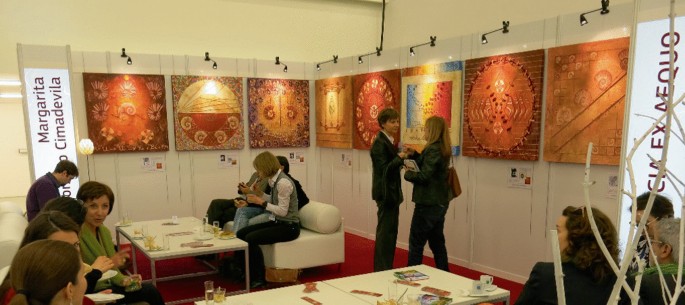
[640,273,685,305]
[515,262,618,305]
[370,131,403,205]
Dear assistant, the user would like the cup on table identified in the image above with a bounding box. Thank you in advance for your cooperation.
[142,225,149,237]
[204,281,214,305]
[212,221,221,237]
[471,280,484,295]
[480,274,494,288]
[213,287,226,305]
[123,274,142,292]
[171,215,179,224]
[121,212,131,225]
[163,235,170,250]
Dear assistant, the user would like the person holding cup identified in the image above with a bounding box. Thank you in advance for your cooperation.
[77,181,165,305]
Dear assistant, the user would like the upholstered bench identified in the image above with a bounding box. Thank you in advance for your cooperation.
[259,200,344,269]
[0,201,28,270]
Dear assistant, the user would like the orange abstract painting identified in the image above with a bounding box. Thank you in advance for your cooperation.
[352,70,401,150]
[463,49,544,160]
[171,76,243,151]
[83,73,169,153]
[544,37,629,165]
[315,76,353,149]
[248,78,310,148]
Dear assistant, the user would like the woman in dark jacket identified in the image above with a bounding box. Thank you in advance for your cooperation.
[404,116,452,271]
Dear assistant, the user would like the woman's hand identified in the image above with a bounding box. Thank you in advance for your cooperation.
[91,256,115,272]
[111,249,131,268]
[235,199,248,208]
[246,194,265,207]
[238,182,250,194]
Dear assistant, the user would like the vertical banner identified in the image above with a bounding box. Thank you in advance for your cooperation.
[620,17,685,250]
[23,68,79,197]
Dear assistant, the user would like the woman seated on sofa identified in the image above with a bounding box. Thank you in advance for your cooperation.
[77,181,164,305]
[3,240,87,305]
[236,151,300,288]
[0,211,113,304]
[515,206,620,305]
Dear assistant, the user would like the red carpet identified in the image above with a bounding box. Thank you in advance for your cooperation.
[126,233,523,304]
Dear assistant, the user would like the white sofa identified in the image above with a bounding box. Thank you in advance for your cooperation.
[0,201,28,270]
[259,200,344,269]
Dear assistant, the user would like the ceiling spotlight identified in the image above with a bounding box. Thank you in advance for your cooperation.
[429,36,436,47]
[120,48,133,65]
[204,52,211,61]
[283,65,288,73]
[481,21,509,45]
[212,62,218,69]
[316,64,321,71]
[126,57,132,65]
[409,36,437,56]
[333,55,338,64]
[275,56,280,65]
[409,47,415,57]
[315,55,339,71]
[358,56,363,64]
[204,52,218,69]
[579,0,610,26]
[120,48,128,58]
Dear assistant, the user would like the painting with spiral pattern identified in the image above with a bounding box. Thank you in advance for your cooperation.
[544,37,629,165]
[83,73,169,153]
[463,49,544,160]
[171,76,243,151]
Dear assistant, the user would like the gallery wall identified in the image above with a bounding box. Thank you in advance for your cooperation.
[5,0,684,284]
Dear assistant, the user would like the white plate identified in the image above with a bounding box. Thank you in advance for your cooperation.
[85,293,124,304]
[115,222,132,227]
[98,270,117,281]
[468,291,491,297]
[485,285,497,292]
[194,234,213,241]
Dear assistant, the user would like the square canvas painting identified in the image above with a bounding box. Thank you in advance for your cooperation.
[247,78,310,148]
[544,37,629,165]
[83,73,169,153]
[401,61,463,155]
[315,76,353,148]
[352,70,402,150]
[171,76,244,151]
[463,49,544,160]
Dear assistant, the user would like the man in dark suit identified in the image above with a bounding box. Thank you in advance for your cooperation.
[370,108,408,271]
[639,218,684,305]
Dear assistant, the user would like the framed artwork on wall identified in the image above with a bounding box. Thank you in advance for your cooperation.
[401,61,463,155]
[315,76,353,149]
[247,78,310,148]
[543,37,629,165]
[352,70,401,150]
[462,49,544,161]
[171,75,244,151]
[83,73,169,153]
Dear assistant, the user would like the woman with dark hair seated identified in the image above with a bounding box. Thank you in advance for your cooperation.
[0,211,114,304]
[43,196,86,225]
[77,181,164,305]
[515,206,620,305]
[3,240,87,305]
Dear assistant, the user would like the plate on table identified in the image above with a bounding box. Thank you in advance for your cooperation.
[85,293,124,304]
[485,285,498,292]
[98,270,117,281]
[194,234,213,241]
[218,232,236,240]
[115,222,132,227]
[467,290,491,297]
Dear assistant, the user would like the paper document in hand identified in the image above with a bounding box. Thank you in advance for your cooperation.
[404,159,420,171]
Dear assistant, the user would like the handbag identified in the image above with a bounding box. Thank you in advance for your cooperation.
[447,157,462,200]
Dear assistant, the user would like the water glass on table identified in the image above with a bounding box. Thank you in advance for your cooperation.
[204,281,214,305]
[213,287,226,305]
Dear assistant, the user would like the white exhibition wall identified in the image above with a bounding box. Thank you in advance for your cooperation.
[7,0,684,284]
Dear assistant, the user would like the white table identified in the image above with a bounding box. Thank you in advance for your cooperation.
[194,265,510,305]
[116,217,250,303]
[322,265,510,305]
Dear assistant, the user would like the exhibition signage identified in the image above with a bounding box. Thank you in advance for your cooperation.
[23,68,79,197]
[621,16,685,248]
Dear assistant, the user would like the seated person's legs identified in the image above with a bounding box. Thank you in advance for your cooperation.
[232,206,266,232]
[207,199,237,228]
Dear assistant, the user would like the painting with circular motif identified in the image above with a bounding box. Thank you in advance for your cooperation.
[463,49,544,160]
[83,73,169,153]
[352,70,401,150]
[544,37,629,165]
[247,78,310,148]
[171,76,243,151]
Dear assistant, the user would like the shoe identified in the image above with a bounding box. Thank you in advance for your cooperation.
[250,279,266,289]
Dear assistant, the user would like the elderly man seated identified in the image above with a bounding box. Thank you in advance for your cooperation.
[639,218,684,305]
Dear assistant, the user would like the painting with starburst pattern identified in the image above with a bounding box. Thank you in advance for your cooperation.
[83,73,169,153]
[352,70,401,150]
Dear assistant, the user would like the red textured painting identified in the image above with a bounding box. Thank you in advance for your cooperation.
[463,49,544,160]
[544,37,629,165]
[83,73,169,153]
[171,76,244,151]
[352,70,401,150]
[247,78,310,148]
[316,76,353,149]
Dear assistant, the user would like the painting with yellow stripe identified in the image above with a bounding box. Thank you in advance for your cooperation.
[401,61,463,154]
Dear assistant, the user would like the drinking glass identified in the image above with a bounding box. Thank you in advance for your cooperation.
[213,287,226,305]
[124,274,142,292]
[142,225,149,237]
[163,235,170,250]
[213,221,221,237]
[204,281,214,305]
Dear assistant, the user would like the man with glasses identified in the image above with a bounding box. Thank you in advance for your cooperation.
[638,218,684,305]
[26,160,79,221]
[628,192,675,274]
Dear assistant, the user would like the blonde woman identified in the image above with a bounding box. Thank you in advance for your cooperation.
[403,116,451,271]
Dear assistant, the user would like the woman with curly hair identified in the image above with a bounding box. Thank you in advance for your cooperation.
[515,206,619,305]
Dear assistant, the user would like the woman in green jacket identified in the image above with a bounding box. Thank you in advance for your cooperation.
[404,116,452,271]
